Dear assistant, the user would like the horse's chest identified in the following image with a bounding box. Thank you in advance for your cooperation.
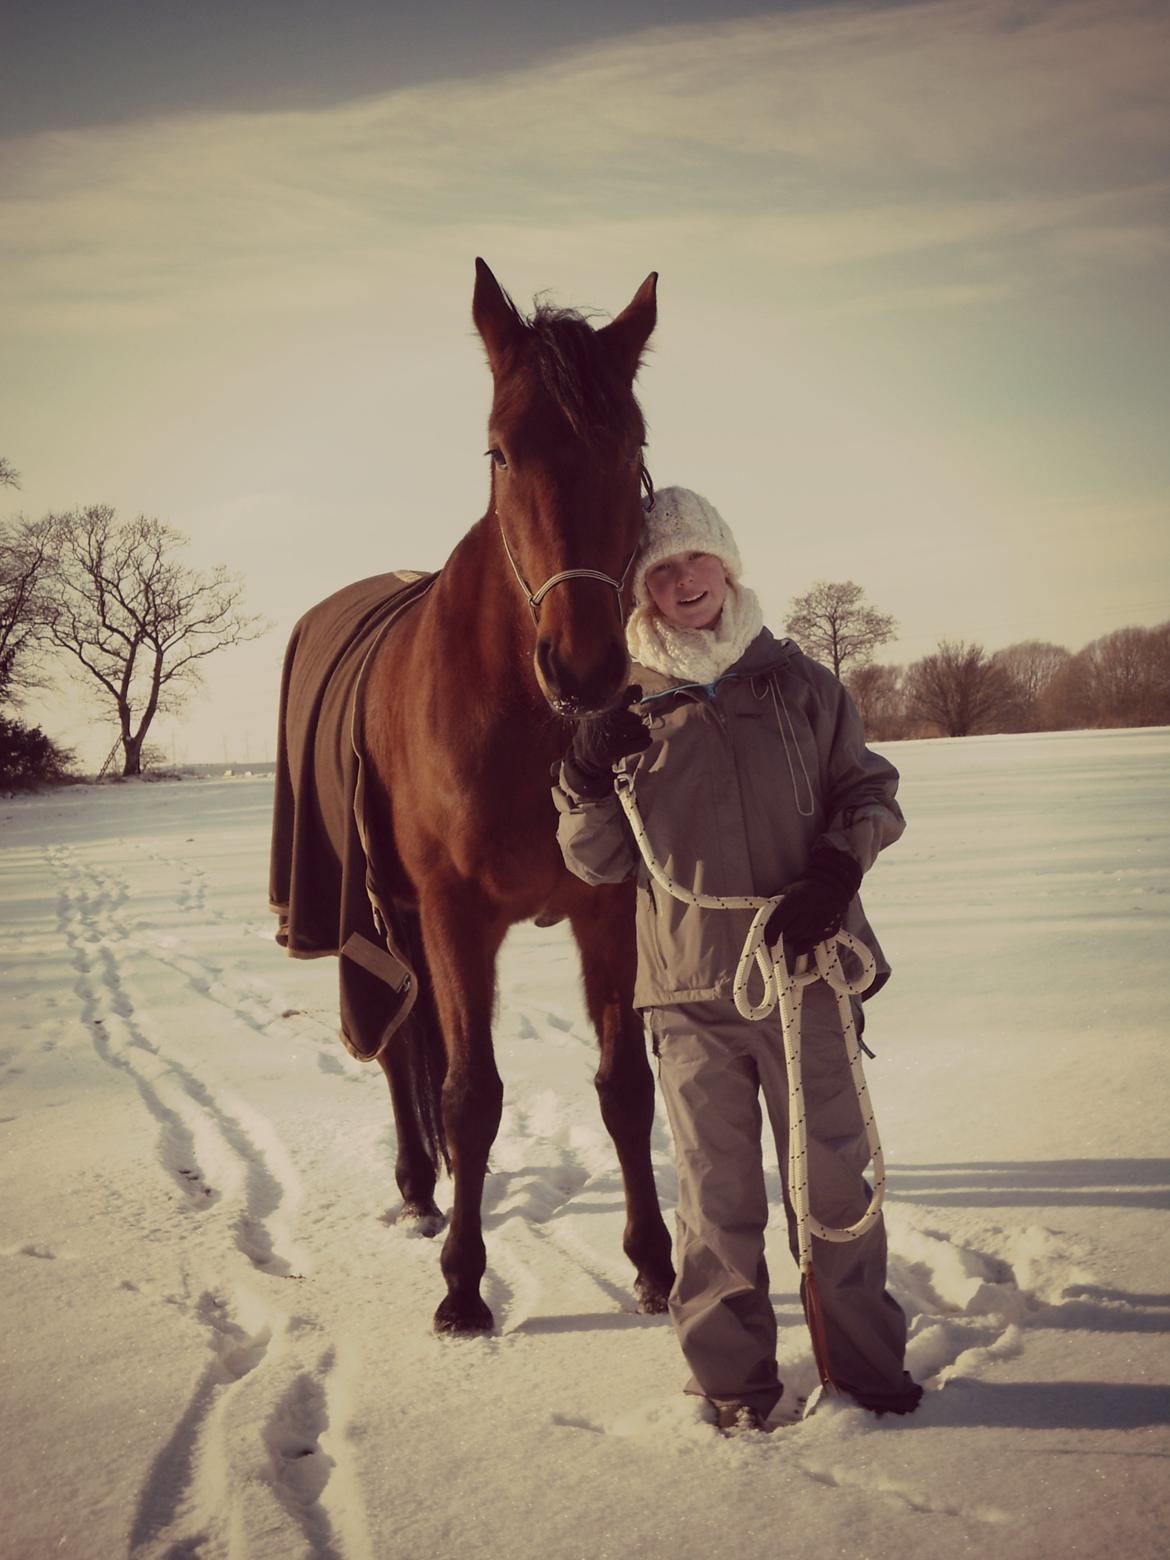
[399,762,562,905]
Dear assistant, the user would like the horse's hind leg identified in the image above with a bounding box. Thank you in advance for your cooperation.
[416,877,507,1335]
[376,909,447,1235]
[379,1036,445,1237]
[570,889,674,1314]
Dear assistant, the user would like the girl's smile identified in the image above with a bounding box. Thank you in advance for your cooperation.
[645,550,729,630]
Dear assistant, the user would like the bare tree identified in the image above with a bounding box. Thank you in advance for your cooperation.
[904,640,1017,737]
[785,580,897,677]
[990,640,1071,731]
[1036,623,1170,731]
[1079,624,1170,727]
[44,506,268,776]
[1146,622,1170,721]
[0,515,57,704]
[1038,652,1095,731]
[0,461,75,784]
[992,640,1071,704]
[845,662,906,741]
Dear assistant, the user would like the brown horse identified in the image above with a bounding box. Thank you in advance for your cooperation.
[354,260,673,1334]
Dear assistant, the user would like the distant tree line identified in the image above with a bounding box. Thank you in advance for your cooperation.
[785,580,1169,740]
[2,456,265,787]
[846,629,1170,740]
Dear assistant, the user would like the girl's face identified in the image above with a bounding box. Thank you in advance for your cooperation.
[644,550,729,630]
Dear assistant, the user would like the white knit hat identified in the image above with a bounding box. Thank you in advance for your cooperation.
[632,486,743,606]
[626,485,764,683]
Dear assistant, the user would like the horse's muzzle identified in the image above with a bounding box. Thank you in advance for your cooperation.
[534,635,629,717]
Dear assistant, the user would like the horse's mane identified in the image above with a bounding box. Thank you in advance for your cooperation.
[499,293,644,452]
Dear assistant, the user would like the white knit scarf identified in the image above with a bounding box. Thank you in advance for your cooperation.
[625,583,765,684]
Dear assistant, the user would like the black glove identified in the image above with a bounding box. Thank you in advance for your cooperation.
[563,685,651,798]
[765,845,863,956]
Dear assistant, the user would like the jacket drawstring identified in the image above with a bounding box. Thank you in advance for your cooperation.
[753,675,815,817]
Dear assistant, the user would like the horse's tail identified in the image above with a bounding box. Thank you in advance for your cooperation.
[393,908,450,1176]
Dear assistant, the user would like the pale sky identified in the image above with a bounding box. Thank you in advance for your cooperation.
[2,0,1167,766]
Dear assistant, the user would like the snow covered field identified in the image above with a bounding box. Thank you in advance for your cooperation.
[2,727,1168,1560]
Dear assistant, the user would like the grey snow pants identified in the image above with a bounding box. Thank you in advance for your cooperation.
[649,985,908,1416]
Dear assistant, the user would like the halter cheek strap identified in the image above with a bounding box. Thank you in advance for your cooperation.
[498,460,655,626]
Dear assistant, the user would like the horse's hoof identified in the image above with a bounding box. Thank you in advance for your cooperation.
[398,1202,446,1238]
[634,1276,671,1316]
[433,1294,494,1336]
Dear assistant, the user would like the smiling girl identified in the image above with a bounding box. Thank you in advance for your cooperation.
[553,486,921,1434]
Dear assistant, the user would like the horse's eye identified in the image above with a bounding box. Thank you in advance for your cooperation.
[485,447,508,470]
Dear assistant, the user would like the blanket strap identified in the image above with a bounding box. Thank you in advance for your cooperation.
[341,932,413,993]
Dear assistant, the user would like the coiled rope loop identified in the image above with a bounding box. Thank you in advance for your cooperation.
[614,775,886,1267]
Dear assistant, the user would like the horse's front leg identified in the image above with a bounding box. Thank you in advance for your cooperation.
[417,877,507,1335]
[570,888,675,1314]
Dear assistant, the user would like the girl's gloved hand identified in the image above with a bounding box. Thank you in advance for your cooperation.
[563,686,651,797]
[765,845,863,955]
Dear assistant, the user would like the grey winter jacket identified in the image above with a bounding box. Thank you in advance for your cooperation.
[552,629,905,1010]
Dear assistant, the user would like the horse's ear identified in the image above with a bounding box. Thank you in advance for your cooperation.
[473,257,524,371]
[598,272,658,381]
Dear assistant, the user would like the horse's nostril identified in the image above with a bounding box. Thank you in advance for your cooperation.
[535,637,557,690]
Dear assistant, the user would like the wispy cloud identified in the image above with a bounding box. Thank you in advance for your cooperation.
[1,0,1166,331]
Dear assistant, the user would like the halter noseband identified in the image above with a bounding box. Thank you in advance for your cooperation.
[498,529,638,625]
[498,462,656,626]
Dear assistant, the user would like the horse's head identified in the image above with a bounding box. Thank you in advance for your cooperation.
[473,259,656,718]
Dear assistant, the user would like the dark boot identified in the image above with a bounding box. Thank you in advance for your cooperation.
[842,1372,923,1417]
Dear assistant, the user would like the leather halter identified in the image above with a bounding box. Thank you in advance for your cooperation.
[498,463,655,626]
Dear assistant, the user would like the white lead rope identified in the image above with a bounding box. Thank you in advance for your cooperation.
[614,776,885,1273]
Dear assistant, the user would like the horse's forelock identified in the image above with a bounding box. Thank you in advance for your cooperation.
[521,304,644,452]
